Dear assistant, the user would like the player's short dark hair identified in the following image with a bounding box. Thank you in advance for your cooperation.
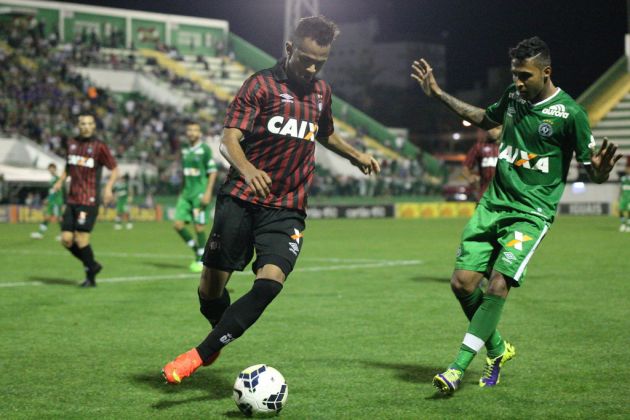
[509,36,551,67]
[77,111,96,122]
[291,15,339,47]
[184,119,200,127]
[48,162,57,169]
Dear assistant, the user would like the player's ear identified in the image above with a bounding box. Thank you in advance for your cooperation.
[543,66,551,83]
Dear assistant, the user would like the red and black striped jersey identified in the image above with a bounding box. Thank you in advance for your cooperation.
[221,59,334,211]
[65,137,117,206]
[464,140,499,198]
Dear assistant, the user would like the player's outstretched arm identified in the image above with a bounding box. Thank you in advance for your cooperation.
[318,133,380,175]
[586,137,623,183]
[411,58,498,130]
[219,127,272,198]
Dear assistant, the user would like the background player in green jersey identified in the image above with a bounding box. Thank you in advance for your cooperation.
[619,164,630,232]
[31,162,64,239]
[412,36,622,394]
[113,173,133,230]
[174,121,218,272]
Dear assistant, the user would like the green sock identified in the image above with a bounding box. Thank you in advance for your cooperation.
[177,228,197,256]
[196,231,206,262]
[453,294,506,371]
[456,288,504,357]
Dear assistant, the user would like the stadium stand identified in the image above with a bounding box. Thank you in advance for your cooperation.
[0,2,448,203]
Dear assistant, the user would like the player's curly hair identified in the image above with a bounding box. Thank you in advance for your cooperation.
[509,36,551,67]
[291,15,339,47]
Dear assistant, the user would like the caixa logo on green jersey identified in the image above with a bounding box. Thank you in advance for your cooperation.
[267,116,318,141]
[68,154,95,168]
[498,145,549,173]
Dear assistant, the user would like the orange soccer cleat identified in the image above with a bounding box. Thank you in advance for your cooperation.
[161,348,220,384]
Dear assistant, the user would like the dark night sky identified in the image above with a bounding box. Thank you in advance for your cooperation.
[52,0,627,97]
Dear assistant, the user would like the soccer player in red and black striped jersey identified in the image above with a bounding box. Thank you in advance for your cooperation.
[462,126,502,201]
[162,16,380,384]
[54,113,118,287]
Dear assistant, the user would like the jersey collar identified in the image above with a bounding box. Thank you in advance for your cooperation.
[533,87,562,107]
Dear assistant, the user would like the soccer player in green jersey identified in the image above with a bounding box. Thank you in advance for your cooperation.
[31,163,64,239]
[174,121,218,273]
[412,36,622,394]
[113,173,133,230]
[619,164,630,232]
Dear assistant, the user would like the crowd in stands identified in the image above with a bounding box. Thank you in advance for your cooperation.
[1,16,444,203]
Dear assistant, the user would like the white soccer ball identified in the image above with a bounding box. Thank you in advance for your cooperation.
[233,364,288,417]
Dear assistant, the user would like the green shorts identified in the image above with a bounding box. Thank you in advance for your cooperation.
[455,204,549,285]
[175,195,211,225]
[46,202,62,218]
[620,195,630,213]
[116,199,129,215]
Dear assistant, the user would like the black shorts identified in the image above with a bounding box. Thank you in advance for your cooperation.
[61,204,99,233]
[203,194,306,277]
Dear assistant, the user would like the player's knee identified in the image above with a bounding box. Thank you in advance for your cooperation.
[450,271,477,295]
[487,272,511,297]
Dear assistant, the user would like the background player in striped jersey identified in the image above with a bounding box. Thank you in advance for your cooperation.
[162,15,380,384]
[31,162,64,239]
[462,127,502,201]
[54,113,118,287]
[412,36,622,394]
[173,121,218,273]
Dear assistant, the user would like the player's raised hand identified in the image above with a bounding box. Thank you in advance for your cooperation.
[591,137,622,177]
[411,58,442,98]
[243,167,272,198]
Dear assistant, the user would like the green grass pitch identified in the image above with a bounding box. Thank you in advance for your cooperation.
[1,217,629,418]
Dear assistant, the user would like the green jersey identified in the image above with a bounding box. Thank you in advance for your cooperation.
[181,142,217,199]
[48,175,64,206]
[481,85,595,222]
[621,175,630,197]
[113,180,129,203]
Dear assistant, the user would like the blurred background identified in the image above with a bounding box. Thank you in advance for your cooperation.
[1,0,629,222]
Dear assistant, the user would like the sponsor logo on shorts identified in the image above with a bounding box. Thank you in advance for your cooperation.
[506,231,532,251]
[288,228,303,256]
[208,233,220,251]
[502,251,517,265]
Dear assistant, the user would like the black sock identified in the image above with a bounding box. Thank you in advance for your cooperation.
[196,279,283,362]
[68,243,83,262]
[199,288,231,327]
[78,245,97,272]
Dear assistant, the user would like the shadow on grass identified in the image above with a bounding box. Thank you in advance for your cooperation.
[362,360,443,384]
[28,276,79,286]
[223,410,247,418]
[143,261,189,270]
[131,369,233,409]
[410,275,450,283]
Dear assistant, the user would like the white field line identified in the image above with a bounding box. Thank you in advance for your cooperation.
[2,249,416,264]
[0,260,423,288]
